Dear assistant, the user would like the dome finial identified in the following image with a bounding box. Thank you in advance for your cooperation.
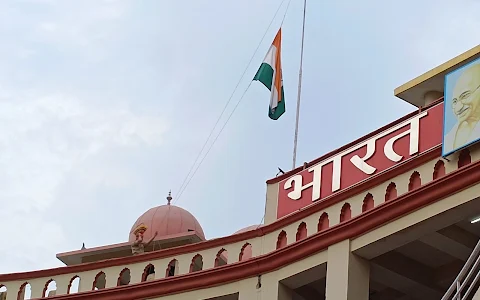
[167,190,172,205]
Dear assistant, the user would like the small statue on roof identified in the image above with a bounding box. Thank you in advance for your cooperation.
[131,223,158,255]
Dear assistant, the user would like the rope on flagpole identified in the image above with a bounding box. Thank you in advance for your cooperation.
[138,1,294,248]
[292,0,307,170]
[136,0,295,256]
[174,0,293,204]
[175,81,253,202]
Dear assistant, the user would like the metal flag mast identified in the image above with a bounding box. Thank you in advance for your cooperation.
[292,0,307,169]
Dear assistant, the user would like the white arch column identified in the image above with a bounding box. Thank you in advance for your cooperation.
[4,282,22,300]
[325,240,370,300]
[28,280,43,299]
[54,276,72,296]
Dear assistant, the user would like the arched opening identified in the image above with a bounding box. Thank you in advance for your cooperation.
[0,285,6,300]
[17,282,31,300]
[166,259,178,277]
[362,193,374,212]
[117,268,131,286]
[276,231,287,249]
[340,203,351,222]
[296,222,307,241]
[385,182,397,201]
[43,279,56,297]
[142,264,155,281]
[433,160,446,179]
[92,272,106,290]
[458,149,471,168]
[239,243,252,261]
[189,254,203,273]
[408,171,421,191]
[67,276,80,294]
[318,213,329,231]
[215,248,228,267]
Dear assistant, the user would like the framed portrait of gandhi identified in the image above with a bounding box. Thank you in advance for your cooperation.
[443,56,480,157]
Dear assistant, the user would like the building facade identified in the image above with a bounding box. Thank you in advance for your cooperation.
[2,46,480,300]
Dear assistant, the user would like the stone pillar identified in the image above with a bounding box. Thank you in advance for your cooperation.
[29,282,43,299]
[178,258,190,275]
[423,91,443,106]
[203,254,216,270]
[55,276,73,296]
[325,240,370,300]
[4,282,22,300]
[78,273,95,293]
[105,271,118,289]
[264,182,280,225]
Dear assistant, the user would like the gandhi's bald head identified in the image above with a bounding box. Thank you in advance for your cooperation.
[452,63,480,123]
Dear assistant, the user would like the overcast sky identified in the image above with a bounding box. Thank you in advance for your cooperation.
[0,0,479,274]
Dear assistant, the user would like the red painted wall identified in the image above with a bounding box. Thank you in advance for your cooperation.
[276,103,444,219]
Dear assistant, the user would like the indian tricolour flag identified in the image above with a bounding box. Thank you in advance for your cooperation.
[253,28,286,120]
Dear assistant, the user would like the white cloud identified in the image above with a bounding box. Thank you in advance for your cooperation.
[0,88,169,211]
[0,0,478,278]
[38,22,57,33]
[0,0,171,273]
[0,91,169,273]
[0,211,67,273]
[408,0,480,68]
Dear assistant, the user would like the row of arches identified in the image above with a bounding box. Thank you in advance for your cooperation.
[2,152,471,299]
[94,244,254,289]
[6,243,254,299]
[214,243,252,268]
[8,277,80,300]
[275,152,472,250]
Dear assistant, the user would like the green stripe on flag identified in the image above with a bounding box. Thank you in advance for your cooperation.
[253,63,274,91]
[253,63,285,120]
[269,86,285,120]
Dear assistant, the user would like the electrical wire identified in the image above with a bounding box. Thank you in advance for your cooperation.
[174,0,293,204]
[174,0,288,198]
[145,0,294,247]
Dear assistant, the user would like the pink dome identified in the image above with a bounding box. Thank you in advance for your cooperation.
[234,225,261,234]
[129,204,205,242]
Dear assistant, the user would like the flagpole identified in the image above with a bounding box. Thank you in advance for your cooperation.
[292,0,307,169]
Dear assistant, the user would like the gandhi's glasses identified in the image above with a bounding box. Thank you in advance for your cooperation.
[452,84,480,108]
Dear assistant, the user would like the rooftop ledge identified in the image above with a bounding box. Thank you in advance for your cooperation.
[394,44,480,107]
[56,231,203,266]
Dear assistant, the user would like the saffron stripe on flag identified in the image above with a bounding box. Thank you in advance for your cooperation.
[253,28,286,120]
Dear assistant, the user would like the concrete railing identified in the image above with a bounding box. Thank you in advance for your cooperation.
[0,146,478,300]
